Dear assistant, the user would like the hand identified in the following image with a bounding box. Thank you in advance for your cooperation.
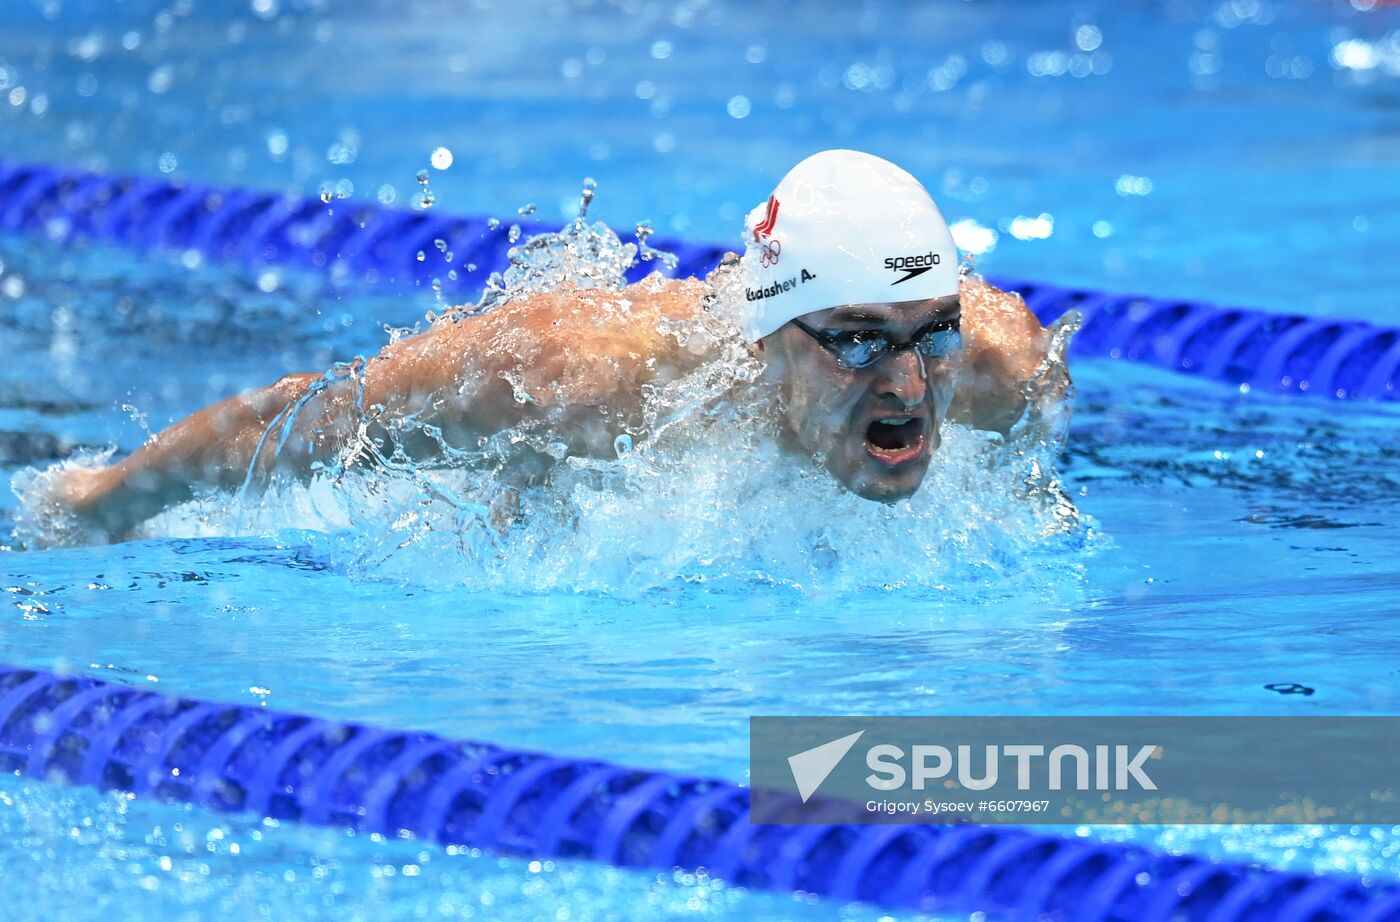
[948,276,1064,436]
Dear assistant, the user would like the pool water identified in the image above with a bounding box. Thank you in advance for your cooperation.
[3,0,1397,320]
[4,232,1400,917]
[3,0,1400,919]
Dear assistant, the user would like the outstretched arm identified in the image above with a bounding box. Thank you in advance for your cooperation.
[50,277,707,543]
[56,320,494,543]
[949,276,1070,436]
[59,371,328,541]
[53,309,484,542]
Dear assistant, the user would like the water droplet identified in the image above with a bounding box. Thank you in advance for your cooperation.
[487,218,500,230]
[613,434,633,457]
[518,203,537,217]
[577,177,598,220]
[430,146,453,170]
[416,169,430,186]
[634,220,678,269]
[508,224,521,243]
[434,238,448,252]
[415,250,425,262]
[319,188,333,204]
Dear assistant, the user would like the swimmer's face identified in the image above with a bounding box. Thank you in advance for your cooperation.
[762,296,962,502]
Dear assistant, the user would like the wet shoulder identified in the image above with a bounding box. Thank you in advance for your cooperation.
[958,275,1047,381]
[467,276,707,407]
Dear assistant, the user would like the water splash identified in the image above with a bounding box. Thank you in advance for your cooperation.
[154,395,1089,597]
[1009,309,1082,535]
[474,178,669,313]
[10,448,117,549]
[636,221,680,272]
[120,402,157,445]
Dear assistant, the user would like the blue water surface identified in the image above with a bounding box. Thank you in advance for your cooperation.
[3,0,1400,919]
[3,0,1398,320]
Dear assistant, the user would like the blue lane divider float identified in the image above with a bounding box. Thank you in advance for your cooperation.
[0,159,1397,402]
[1,664,1398,921]
[983,279,1400,402]
[0,159,729,298]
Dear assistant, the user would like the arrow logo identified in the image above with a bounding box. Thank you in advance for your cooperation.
[891,265,932,285]
[787,730,865,803]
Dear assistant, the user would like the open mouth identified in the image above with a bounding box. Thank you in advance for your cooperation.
[863,416,928,466]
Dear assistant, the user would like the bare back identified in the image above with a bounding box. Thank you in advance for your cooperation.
[356,274,712,460]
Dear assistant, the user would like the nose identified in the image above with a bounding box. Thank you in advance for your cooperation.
[875,347,927,407]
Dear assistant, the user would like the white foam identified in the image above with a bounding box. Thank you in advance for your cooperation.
[9,448,116,549]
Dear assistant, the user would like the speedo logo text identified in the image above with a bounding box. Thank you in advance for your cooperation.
[885,251,941,285]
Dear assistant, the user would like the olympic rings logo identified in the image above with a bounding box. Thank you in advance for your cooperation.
[759,238,782,268]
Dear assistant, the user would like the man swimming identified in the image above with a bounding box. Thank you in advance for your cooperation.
[47,150,1061,544]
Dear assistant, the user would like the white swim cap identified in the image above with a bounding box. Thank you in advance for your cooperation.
[737,149,959,342]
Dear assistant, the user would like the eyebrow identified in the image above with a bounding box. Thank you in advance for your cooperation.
[826,310,887,324]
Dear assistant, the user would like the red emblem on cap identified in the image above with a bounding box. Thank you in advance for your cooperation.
[753,195,780,241]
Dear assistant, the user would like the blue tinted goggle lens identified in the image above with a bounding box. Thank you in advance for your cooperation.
[794,318,962,369]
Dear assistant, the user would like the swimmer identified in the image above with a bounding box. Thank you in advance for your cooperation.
[47,150,1064,544]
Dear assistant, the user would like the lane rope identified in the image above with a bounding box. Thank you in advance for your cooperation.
[0,160,1394,401]
[0,664,1395,919]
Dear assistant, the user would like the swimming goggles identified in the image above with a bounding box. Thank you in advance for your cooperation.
[790,316,962,370]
